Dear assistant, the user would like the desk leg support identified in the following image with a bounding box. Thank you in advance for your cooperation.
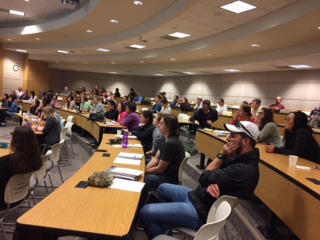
[196,153,206,170]
[257,208,281,239]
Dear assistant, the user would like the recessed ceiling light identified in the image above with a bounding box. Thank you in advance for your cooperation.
[83,62,87,64]
[111,62,116,64]
[56,61,60,63]
[129,44,145,49]
[170,58,176,61]
[182,72,195,75]
[57,50,69,54]
[251,44,260,47]
[220,1,256,14]
[110,19,119,23]
[96,48,110,52]
[224,69,240,72]
[16,49,27,53]
[133,1,143,6]
[86,30,93,33]
[10,10,25,16]
[109,72,118,74]
[154,74,164,76]
[7,39,12,41]
[318,26,320,30]
[140,61,144,63]
[206,53,212,56]
[25,0,29,1]
[168,32,191,39]
[289,65,312,69]
[35,38,41,40]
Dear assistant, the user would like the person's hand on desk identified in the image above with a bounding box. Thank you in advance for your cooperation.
[194,120,200,125]
[207,120,212,125]
[265,145,275,153]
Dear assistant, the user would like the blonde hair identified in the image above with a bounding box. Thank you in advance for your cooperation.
[43,105,57,120]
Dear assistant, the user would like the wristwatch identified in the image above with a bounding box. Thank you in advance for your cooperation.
[216,152,227,161]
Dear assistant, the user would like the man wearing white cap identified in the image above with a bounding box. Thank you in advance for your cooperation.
[140,121,260,239]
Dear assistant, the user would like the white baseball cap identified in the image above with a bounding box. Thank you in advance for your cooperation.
[224,121,259,141]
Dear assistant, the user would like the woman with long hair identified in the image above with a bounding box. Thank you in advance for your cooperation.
[180,97,192,111]
[255,107,282,147]
[266,111,320,163]
[50,95,60,108]
[137,111,155,154]
[30,99,40,115]
[0,126,42,209]
[117,102,127,124]
[34,106,61,146]
[232,104,253,124]
[29,90,37,102]
[1,93,9,108]
[65,95,76,109]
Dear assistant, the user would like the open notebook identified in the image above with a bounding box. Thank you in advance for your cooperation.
[113,152,144,165]
[106,166,143,181]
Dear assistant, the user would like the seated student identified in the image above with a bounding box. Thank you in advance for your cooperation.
[51,105,63,127]
[50,95,60,108]
[146,112,165,157]
[33,106,61,147]
[80,96,92,113]
[151,95,162,114]
[180,97,192,111]
[16,87,23,99]
[9,90,17,101]
[143,115,185,197]
[232,104,253,124]
[90,85,100,98]
[269,96,285,113]
[137,111,156,154]
[61,86,70,95]
[140,121,260,239]
[265,111,320,164]
[35,100,46,117]
[30,100,40,116]
[0,96,19,126]
[114,88,121,97]
[29,90,37,102]
[0,126,42,210]
[91,96,105,115]
[193,96,203,110]
[250,98,262,120]
[1,93,9,108]
[45,90,54,106]
[117,102,127,124]
[65,95,76,110]
[255,107,282,147]
[216,98,228,115]
[191,99,218,130]
[20,90,30,101]
[160,98,171,114]
[170,95,179,108]
[128,88,138,100]
[121,103,141,135]
[105,100,119,121]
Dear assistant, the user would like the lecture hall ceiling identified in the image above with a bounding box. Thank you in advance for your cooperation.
[0,0,319,76]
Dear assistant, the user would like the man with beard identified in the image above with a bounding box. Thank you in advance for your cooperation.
[140,121,260,239]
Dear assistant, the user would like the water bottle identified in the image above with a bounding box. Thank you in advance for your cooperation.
[122,129,128,148]
[27,111,30,119]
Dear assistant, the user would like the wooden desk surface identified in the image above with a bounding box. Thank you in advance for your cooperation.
[17,134,145,238]
[195,129,320,239]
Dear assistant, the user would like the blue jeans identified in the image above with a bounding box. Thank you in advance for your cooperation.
[140,183,205,239]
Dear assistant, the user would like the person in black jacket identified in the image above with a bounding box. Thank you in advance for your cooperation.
[137,111,155,154]
[265,111,320,164]
[105,100,119,121]
[191,99,218,131]
[140,121,260,239]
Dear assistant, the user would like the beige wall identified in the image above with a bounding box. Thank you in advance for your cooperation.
[51,69,320,110]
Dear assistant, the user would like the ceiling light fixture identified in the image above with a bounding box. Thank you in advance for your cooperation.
[224,69,240,72]
[251,44,260,47]
[35,38,41,40]
[129,44,145,49]
[154,74,164,76]
[10,10,25,16]
[133,1,143,6]
[97,48,110,52]
[168,32,191,39]
[16,49,27,53]
[206,53,212,56]
[182,72,195,75]
[171,58,176,61]
[7,39,12,41]
[111,62,116,64]
[57,50,69,54]
[86,30,93,33]
[220,1,256,14]
[140,61,144,63]
[109,72,118,74]
[289,65,312,69]
[110,19,119,23]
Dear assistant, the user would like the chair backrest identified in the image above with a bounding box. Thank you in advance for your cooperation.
[50,142,64,164]
[67,115,74,123]
[33,150,52,180]
[64,122,74,139]
[194,201,231,240]
[207,195,239,223]
[4,172,34,204]
[178,151,191,185]
[60,127,68,141]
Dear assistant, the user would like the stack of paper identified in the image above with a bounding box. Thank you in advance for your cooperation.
[106,166,143,181]
[113,152,144,165]
[215,130,230,137]
[116,135,137,139]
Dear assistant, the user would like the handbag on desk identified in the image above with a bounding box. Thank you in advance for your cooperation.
[87,172,114,187]
[88,113,105,122]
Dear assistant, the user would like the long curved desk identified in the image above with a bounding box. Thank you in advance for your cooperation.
[195,129,320,240]
[16,134,145,239]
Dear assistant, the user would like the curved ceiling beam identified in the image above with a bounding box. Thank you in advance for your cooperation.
[3,0,193,49]
[0,0,98,36]
[18,0,320,62]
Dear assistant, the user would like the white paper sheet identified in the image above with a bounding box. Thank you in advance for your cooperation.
[113,157,141,165]
[110,178,145,192]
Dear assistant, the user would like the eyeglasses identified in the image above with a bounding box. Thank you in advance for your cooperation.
[234,121,254,140]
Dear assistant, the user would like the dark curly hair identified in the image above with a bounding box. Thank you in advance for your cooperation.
[10,126,42,174]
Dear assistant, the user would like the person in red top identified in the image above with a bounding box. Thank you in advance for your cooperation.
[269,96,285,113]
[232,104,253,124]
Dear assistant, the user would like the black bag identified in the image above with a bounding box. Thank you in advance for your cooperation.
[88,113,105,122]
